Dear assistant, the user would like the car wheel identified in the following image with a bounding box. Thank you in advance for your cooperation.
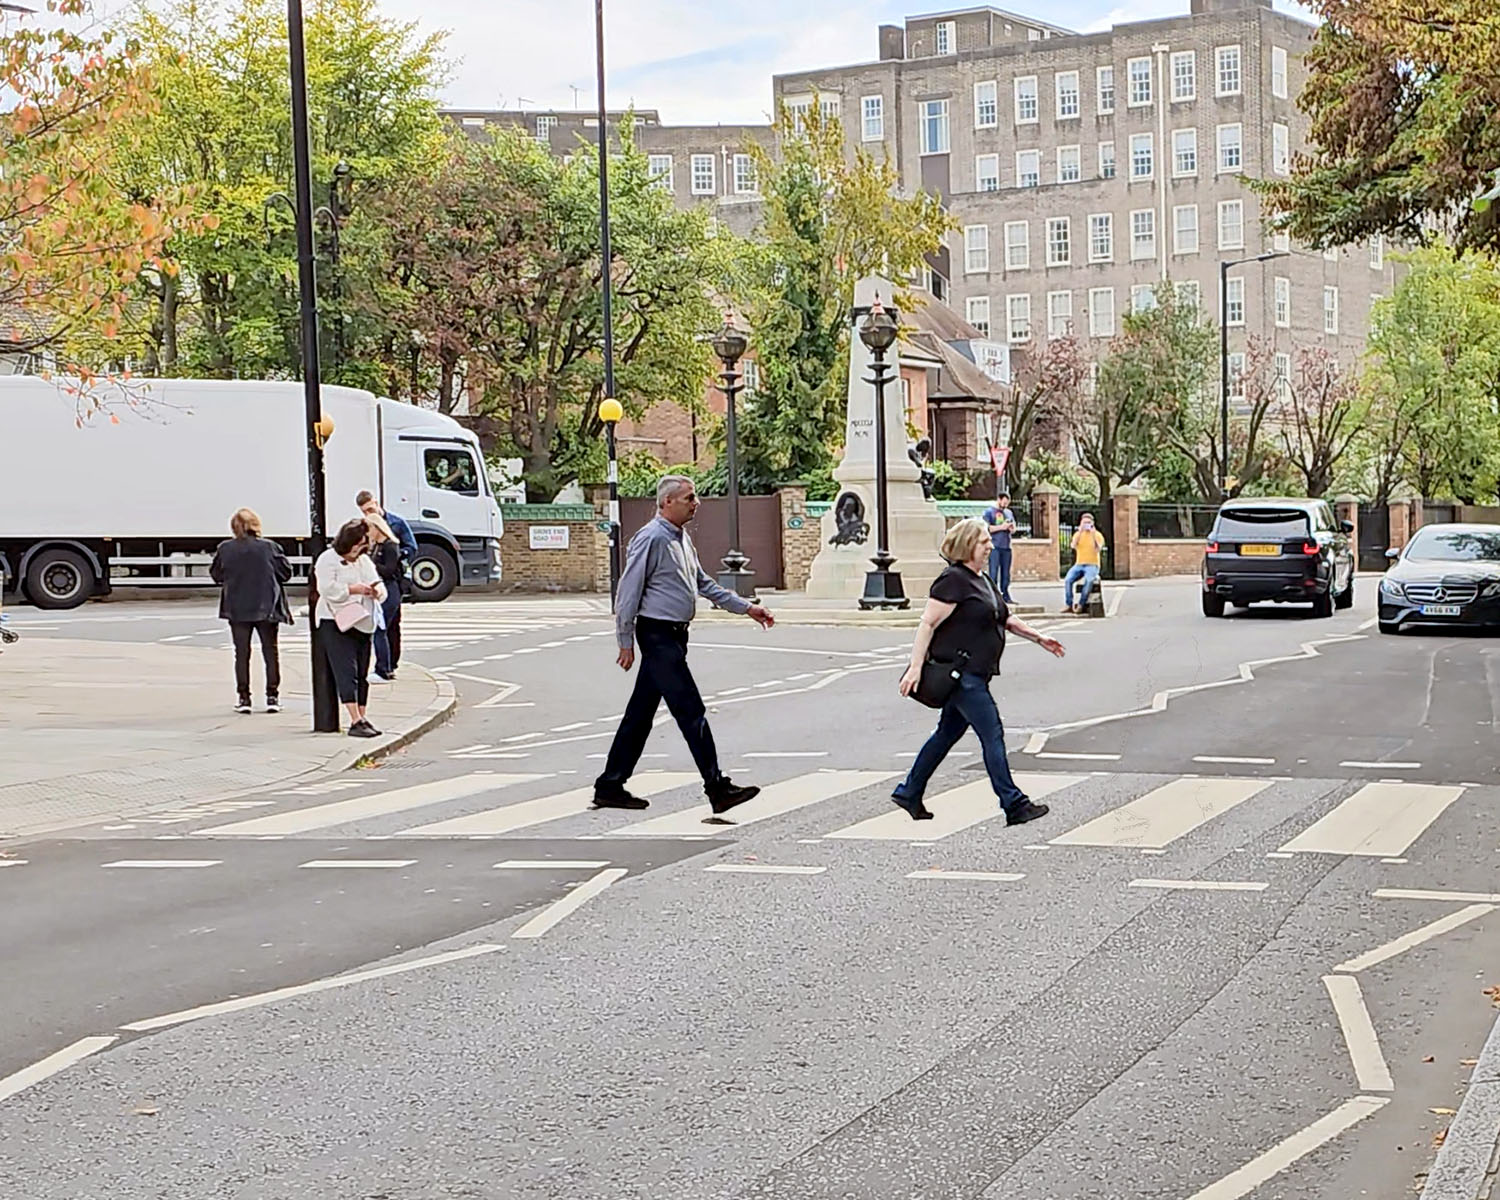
[1312,588,1335,618]
[1202,592,1226,618]
[1334,574,1354,610]
[408,545,458,603]
[1378,620,1401,635]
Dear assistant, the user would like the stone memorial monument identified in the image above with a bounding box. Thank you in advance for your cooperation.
[805,276,949,600]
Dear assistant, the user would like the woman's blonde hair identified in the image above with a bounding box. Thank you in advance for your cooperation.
[940,516,990,565]
[364,513,395,543]
[229,507,262,538]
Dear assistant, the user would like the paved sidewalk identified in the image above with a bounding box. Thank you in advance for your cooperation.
[1422,1008,1500,1200]
[0,636,454,841]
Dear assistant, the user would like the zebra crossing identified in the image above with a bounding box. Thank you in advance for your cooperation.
[185,766,1480,862]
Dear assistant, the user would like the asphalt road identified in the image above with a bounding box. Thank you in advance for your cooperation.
[2,580,1497,1200]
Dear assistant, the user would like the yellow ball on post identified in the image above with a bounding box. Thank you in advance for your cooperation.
[598,397,623,424]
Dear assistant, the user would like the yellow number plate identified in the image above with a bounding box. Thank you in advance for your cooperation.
[1239,544,1280,556]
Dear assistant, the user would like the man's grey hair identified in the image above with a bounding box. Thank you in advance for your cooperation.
[656,474,694,506]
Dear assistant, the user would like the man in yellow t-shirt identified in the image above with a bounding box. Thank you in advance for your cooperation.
[1064,513,1107,612]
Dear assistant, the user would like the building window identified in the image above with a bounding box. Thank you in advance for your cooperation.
[1046,216,1071,266]
[690,154,715,195]
[966,295,991,337]
[784,96,812,132]
[1015,76,1038,124]
[1272,123,1290,175]
[1098,141,1116,179]
[647,154,674,193]
[1228,351,1246,399]
[1131,283,1157,312]
[1171,51,1196,101]
[1216,45,1242,96]
[976,153,1001,192]
[1274,277,1291,327]
[1005,220,1030,269]
[1057,145,1081,183]
[1056,70,1080,119]
[1274,352,1291,400]
[965,224,990,273]
[1217,123,1243,173]
[1130,132,1154,179]
[1324,285,1340,334]
[1128,56,1152,106]
[1225,275,1245,325]
[1007,293,1032,342]
[1217,198,1244,250]
[535,114,557,142]
[820,95,841,122]
[1089,212,1113,262]
[1089,287,1116,337]
[1172,128,1198,176]
[1016,149,1040,188]
[1131,209,1156,260]
[920,99,950,154]
[1177,279,1201,311]
[733,154,758,195]
[975,80,998,128]
[1047,290,1073,337]
[935,19,955,55]
[1173,204,1199,254]
[1370,234,1384,270]
[1272,46,1289,99]
[1273,230,1291,254]
[862,95,884,141]
[1097,65,1115,114]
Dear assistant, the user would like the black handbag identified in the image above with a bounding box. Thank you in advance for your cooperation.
[910,648,969,709]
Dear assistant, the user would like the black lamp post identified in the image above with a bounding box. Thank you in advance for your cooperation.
[599,396,623,608]
[1219,250,1288,500]
[858,296,909,611]
[711,313,755,598]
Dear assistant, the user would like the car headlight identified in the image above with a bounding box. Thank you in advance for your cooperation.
[1379,577,1405,598]
[1482,580,1500,598]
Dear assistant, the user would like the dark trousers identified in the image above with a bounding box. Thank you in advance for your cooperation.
[229,621,281,701]
[318,621,371,707]
[893,673,1028,812]
[374,588,402,676]
[596,617,724,793]
[987,545,1014,602]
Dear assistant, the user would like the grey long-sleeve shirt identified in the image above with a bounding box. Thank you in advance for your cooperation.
[615,515,752,648]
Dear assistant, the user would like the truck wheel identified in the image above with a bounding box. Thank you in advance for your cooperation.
[1202,592,1225,618]
[25,547,94,609]
[1335,575,1355,610]
[409,545,458,603]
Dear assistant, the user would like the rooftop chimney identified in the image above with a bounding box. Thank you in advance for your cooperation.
[878,24,905,61]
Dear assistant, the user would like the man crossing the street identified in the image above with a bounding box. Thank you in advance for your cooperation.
[595,475,775,813]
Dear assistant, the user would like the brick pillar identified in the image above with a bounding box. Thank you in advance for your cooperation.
[1334,494,1358,547]
[1111,486,1140,580]
[1388,499,1410,551]
[775,484,813,590]
[1030,483,1061,581]
[1409,497,1424,534]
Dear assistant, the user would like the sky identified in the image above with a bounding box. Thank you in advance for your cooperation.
[372,0,1318,125]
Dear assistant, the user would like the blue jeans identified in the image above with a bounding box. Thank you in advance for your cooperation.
[373,588,403,676]
[894,673,1028,812]
[987,545,1013,602]
[1064,563,1099,609]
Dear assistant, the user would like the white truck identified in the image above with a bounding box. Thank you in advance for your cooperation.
[0,376,503,608]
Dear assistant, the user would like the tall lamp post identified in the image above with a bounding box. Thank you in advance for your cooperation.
[599,396,623,607]
[287,0,338,731]
[711,313,755,598]
[858,296,909,611]
[593,0,620,606]
[1219,250,1288,500]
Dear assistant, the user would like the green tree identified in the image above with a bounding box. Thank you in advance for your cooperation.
[737,100,953,483]
[1273,345,1363,498]
[1002,336,1090,496]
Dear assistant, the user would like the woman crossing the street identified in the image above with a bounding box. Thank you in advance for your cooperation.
[894,517,1066,825]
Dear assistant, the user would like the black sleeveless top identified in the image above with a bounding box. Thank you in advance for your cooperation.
[928,564,1008,677]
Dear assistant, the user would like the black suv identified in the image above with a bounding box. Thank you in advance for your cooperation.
[1201,498,1355,618]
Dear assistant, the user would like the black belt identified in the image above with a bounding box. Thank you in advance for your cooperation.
[637,615,690,632]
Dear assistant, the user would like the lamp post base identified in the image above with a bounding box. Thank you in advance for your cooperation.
[859,566,909,610]
[717,549,757,600]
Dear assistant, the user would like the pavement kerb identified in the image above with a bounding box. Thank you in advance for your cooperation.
[1420,1007,1500,1200]
[328,670,458,771]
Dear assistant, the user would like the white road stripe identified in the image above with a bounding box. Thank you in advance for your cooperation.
[1279,782,1464,857]
[512,868,627,938]
[401,772,700,837]
[703,864,827,875]
[101,859,221,869]
[743,751,829,759]
[1322,976,1394,1090]
[1186,1095,1388,1200]
[0,860,27,868]
[1335,904,1495,974]
[297,859,417,869]
[906,869,1025,882]
[1034,751,1120,761]
[1051,777,1272,850]
[1193,755,1276,766]
[612,770,898,838]
[121,945,502,1032]
[1339,760,1420,770]
[493,860,610,870]
[550,722,592,732]
[0,1036,118,1104]
[195,773,545,836]
[1129,878,1268,892]
[826,773,1085,842]
[1374,887,1500,903]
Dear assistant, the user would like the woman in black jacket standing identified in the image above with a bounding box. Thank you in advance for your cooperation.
[210,508,293,714]
[364,513,404,682]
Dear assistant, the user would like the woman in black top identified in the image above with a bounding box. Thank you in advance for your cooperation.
[895,517,1066,824]
[364,514,404,682]
[210,507,293,714]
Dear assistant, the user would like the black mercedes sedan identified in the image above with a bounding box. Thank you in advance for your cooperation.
[1378,523,1500,634]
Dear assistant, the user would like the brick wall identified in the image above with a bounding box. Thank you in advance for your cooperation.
[499,504,611,593]
[1134,539,1204,577]
[778,486,820,590]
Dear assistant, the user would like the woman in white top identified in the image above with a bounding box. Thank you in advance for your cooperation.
[314,518,387,737]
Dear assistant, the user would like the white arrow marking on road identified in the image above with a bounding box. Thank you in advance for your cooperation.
[0,1036,118,1105]
[1322,975,1394,1090]
[1334,904,1496,974]
[511,868,627,938]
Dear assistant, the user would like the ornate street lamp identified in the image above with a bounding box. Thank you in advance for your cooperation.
[599,395,624,607]
[711,312,755,598]
[858,296,909,611]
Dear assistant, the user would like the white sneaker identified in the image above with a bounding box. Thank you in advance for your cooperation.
[266,697,282,714]
[234,699,253,714]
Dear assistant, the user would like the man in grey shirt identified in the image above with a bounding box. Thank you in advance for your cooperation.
[595,474,775,813]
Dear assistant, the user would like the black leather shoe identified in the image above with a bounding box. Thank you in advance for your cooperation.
[1005,801,1050,826]
[707,780,759,815]
[592,790,649,810]
[892,794,935,821]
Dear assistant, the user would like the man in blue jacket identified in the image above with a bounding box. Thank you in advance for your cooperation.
[982,490,1017,603]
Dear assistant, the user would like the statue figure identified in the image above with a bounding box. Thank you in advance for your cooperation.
[829,491,869,546]
[908,436,937,501]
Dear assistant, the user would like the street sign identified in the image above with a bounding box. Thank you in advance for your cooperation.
[528,525,570,550]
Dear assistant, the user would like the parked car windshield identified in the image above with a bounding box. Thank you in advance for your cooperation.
[1404,529,1500,562]
[1214,509,1310,540]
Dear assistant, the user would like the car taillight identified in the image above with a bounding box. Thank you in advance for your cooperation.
[1206,540,1218,553]
[1301,542,1320,555]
